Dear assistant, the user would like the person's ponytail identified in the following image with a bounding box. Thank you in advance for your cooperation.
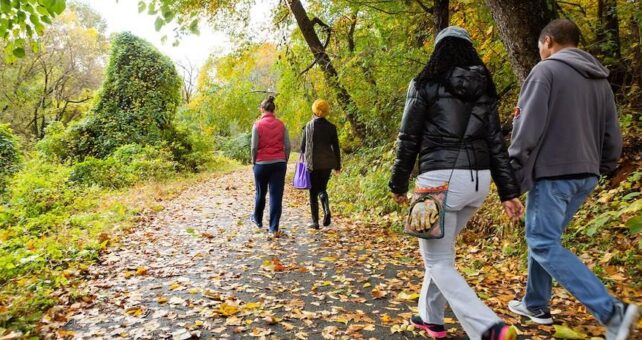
[261,96,276,112]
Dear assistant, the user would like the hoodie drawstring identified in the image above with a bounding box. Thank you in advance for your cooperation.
[463,142,480,192]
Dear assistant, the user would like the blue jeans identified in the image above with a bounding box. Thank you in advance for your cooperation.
[524,176,617,324]
[253,162,286,232]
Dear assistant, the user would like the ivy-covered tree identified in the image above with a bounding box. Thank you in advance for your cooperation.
[63,32,183,159]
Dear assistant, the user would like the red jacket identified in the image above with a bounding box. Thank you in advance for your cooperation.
[255,113,286,162]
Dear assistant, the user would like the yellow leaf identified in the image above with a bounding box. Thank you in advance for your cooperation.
[320,256,336,262]
[156,296,168,304]
[136,267,148,276]
[126,306,144,317]
[553,324,587,339]
[188,288,200,294]
[334,316,349,324]
[169,282,182,290]
[56,330,76,337]
[380,314,392,324]
[218,303,240,317]
[203,289,222,300]
[397,292,420,301]
[243,302,262,311]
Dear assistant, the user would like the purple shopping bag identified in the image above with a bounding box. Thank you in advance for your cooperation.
[293,154,311,189]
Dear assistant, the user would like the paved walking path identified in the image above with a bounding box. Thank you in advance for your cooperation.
[41,166,634,339]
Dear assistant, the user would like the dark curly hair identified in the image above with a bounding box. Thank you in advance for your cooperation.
[414,37,498,98]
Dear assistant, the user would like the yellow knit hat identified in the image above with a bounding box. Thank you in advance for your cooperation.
[312,99,330,118]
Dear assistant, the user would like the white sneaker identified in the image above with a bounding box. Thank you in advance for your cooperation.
[606,303,640,340]
[508,300,553,325]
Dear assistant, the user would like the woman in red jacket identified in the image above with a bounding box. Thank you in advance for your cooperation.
[250,96,291,237]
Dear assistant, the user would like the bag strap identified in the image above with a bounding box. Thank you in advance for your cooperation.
[445,101,476,185]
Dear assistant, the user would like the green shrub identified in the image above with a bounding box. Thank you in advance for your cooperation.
[35,121,70,162]
[330,145,403,221]
[217,132,251,164]
[69,157,133,189]
[69,144,177,188]
[0,124,21,190]
[5,159,75,220]
[111,144,176,179]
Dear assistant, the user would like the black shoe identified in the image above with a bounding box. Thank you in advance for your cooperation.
[307,222,320,229]
[320,191,331,226]
[250,215,262,228]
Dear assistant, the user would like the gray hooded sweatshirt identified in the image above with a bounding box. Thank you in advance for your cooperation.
[508,48,622,193]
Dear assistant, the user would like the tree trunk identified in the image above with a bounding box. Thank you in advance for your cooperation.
[597,0,625,94]
[597,0,621,60]
[630,10,642,107]
[285,0,367,140]
[433,0,450,34]
[485,0,557,82]
[412,0,449,46]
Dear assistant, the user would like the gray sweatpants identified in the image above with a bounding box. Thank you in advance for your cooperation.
[416,169,501,340]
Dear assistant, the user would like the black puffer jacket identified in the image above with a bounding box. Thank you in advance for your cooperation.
[389,66,519,201]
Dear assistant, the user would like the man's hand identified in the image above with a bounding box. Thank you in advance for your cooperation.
[502,198,524,221]
[393,193,408,205]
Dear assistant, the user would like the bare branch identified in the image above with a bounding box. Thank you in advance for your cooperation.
[299,58,319,76]
[414,0,434,14]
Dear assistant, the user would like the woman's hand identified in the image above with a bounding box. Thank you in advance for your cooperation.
[393,193,408,205]
[501,198,524,221]
[334,169,341,176]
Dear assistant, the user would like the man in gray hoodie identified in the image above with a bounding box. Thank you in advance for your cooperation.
[506,19,637,340]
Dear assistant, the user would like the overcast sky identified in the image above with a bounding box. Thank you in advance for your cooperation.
[78,0,278,67]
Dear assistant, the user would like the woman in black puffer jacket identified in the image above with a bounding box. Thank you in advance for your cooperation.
[389,27,523,340]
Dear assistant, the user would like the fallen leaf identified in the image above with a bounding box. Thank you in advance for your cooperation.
[168,296,185,305]
[397,291,419,301]
[125,306,144,317]
[553,324,587,339]
[218,303,240,317]
[136,266,148,276]
[244,301,262,311]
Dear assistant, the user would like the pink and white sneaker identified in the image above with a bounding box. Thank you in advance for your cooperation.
[483,322,517,340]
[410,315,448,339]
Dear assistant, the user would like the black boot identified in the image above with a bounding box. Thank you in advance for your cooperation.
[320,191,331,226]
[309,191,320,229]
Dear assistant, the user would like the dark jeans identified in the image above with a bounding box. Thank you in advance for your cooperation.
[253,162,286,232]
[309,169,332,222]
